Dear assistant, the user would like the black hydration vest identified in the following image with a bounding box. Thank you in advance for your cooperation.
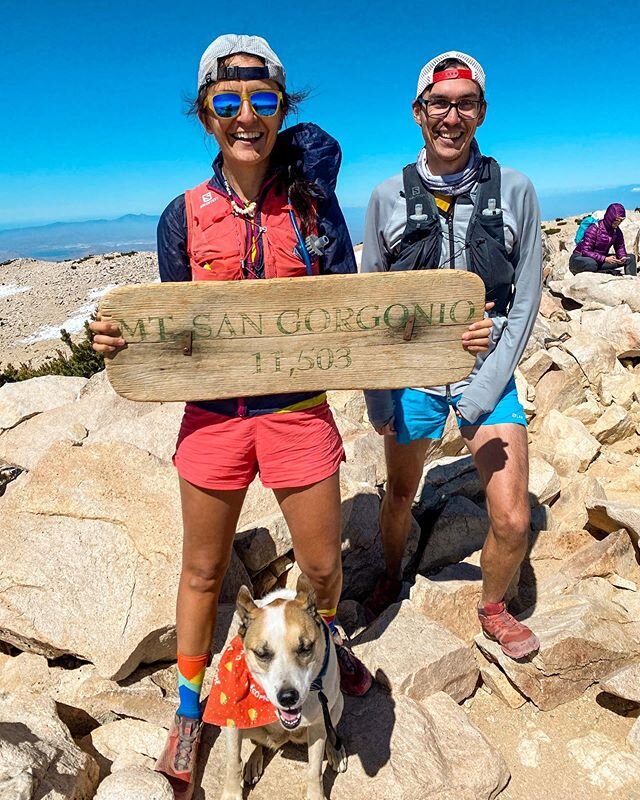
[389,156,515,315]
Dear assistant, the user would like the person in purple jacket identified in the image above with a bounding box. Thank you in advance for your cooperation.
[570,203,637,276]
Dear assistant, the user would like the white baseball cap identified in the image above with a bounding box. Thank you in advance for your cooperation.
[415,51,485,100]
[198,34,286,92]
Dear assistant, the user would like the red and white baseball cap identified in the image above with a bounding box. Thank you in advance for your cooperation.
[415,50,485,99]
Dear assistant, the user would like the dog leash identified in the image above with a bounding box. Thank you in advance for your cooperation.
[318,691,342,752]
[311,622,343,752]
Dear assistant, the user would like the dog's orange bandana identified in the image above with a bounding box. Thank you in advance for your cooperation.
[203,636,278,729]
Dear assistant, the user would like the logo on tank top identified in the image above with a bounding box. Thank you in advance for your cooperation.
[200,192,219,208]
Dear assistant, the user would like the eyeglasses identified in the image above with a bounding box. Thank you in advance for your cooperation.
[417,97,483,119]
[208,90,283,119]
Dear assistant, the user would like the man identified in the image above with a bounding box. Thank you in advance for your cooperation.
[362,51,542,659]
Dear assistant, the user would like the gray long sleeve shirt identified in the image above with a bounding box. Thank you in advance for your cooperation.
[361,162,542,426]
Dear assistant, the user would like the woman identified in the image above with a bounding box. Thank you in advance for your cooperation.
[570,203,637,276]
[91,34,493,798]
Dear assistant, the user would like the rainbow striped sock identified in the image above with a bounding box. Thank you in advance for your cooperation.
[319,607,338,636]
[176,652,209,720]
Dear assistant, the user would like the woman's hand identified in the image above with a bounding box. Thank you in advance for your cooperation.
[604,255,620,266]
[89,317,126,354]
[461,302,495,353]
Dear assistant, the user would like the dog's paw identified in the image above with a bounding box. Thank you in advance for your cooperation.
[243,744,264,786]
[326,742,348,773]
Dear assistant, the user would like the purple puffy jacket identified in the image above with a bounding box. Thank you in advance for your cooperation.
[573,203,628,264]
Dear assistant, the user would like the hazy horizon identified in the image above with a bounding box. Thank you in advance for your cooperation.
[2,182,639,261]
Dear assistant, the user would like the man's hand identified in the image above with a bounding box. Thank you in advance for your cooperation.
[461,301,495,353]
[89,317,126,354]
[374,418,396,436]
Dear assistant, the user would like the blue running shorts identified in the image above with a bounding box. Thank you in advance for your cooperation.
[392,377,527,444]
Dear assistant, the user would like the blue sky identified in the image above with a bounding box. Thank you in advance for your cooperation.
[1,0,639,228]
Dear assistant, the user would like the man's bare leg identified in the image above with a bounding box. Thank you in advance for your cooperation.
[364,435,431,620]
[461,422,538,657]
[461,423,530,603]
[379,434,432,580]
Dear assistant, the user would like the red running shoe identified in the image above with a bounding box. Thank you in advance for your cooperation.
[363,573,402,623]
[154,714,203,800]
[478,601,540,660]
[333,633,373,696]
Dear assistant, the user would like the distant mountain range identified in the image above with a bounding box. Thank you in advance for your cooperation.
[2,185,638,261]
[537,183,640,221]
[0,209,367,261]
[0,214,159,261]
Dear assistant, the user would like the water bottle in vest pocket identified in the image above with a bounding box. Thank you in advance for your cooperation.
[468,213,514,314]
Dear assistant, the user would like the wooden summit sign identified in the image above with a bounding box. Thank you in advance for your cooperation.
[99,271,485,402]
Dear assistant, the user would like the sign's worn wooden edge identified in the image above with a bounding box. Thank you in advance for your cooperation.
[100,271,485,402]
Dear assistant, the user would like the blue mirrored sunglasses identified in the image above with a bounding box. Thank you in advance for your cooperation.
[208,90,283,119]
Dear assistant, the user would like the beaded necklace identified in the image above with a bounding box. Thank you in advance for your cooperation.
[222,172,256,218]
[221,171,263,279]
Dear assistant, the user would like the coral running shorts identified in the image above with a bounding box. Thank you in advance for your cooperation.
[173,401,345,490]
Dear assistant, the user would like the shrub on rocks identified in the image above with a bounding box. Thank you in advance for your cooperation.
[0,325,104,386]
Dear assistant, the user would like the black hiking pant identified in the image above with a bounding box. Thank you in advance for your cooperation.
[569,253,637,277]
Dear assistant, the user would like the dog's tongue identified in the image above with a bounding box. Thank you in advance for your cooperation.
[280,708,300,722]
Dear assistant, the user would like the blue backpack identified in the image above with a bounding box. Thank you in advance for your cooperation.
[575,215,597,244]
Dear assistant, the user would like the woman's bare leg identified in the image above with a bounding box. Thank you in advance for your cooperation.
[176,478,248,654]
[274,470,373,695]
[273,471,342,612]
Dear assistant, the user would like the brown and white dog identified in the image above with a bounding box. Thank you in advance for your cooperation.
[220,575,347,800]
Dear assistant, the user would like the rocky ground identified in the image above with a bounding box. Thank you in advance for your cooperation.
[2,216,640,798]
[469,686,639,800]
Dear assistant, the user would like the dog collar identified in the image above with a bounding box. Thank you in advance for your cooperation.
[311,621,344,754]
[310,621,332,692]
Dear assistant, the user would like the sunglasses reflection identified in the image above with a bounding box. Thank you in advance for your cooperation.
[209,90,282,119]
